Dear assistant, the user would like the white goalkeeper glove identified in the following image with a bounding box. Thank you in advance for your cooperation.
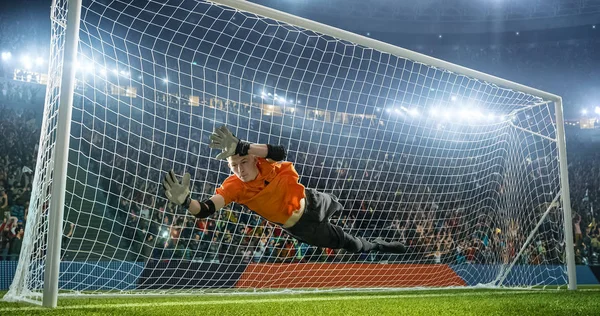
[209,125,250,160]
[162,170,191,208]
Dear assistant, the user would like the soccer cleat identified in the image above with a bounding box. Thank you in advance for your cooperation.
[373,238,407,254]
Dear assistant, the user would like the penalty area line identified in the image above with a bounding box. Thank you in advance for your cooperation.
[0,290,557,312]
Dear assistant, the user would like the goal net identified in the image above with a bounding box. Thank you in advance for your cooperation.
[6,0,574,303]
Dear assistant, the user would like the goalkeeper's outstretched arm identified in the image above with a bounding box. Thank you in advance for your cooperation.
[187,194,225,219]
[208,125,286,161]
[162,170,226,219]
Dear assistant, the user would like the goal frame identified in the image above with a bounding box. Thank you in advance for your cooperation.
[16,0,578,308]
[43,0,83,308]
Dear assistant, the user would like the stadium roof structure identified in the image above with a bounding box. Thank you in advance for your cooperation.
[250,0,600,34]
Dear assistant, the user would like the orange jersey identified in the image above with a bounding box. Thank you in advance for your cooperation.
[215,158,306,224]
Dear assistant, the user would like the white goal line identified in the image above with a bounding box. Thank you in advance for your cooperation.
[4,289,594,312]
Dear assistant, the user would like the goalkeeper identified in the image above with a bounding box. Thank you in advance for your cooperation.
[162,125,406,254]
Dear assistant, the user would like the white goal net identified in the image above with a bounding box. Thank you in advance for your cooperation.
[6,0,574,304]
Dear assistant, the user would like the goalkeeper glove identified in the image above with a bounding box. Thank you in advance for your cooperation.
[162,170,191,208]
[208,125,250,160]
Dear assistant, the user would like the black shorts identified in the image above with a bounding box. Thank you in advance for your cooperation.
[285,188,344,248]
[284,188,378,253]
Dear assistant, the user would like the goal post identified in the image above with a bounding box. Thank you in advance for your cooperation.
[42,0,83,308]
[5,0,575,306]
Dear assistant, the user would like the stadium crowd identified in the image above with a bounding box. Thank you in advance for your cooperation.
[2,92,595,266]
[0,30,599,267]
[0,104,38,261]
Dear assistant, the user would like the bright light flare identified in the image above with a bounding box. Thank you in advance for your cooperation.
[442,110,451,120]
[20,55,32,69]
[1,52,11,61]
[429,108,439,117]
[75,60,95,73]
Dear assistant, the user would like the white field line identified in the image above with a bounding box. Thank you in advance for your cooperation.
[4,289,598,312]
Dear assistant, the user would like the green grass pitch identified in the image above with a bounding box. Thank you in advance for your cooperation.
[2,287,600,315]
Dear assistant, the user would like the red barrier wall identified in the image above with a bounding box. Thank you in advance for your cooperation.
[236,263,466,288]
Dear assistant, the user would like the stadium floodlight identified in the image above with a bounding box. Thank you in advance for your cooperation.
[35,57,44,66]
[81,62,95,73]
[1,51,12,61]
[408,108,419,116]
[20,55,32,69]
[458,109,470,120]
[7,0,576,308]
[595,107,600,114]
[581,109,587,115]
[429,108,439,117]
[442,110,453,120]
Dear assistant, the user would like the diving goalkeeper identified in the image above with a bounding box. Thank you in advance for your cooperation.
[162,125,406,254]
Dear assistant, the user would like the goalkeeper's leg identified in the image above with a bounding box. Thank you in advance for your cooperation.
[285,189,406,254]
